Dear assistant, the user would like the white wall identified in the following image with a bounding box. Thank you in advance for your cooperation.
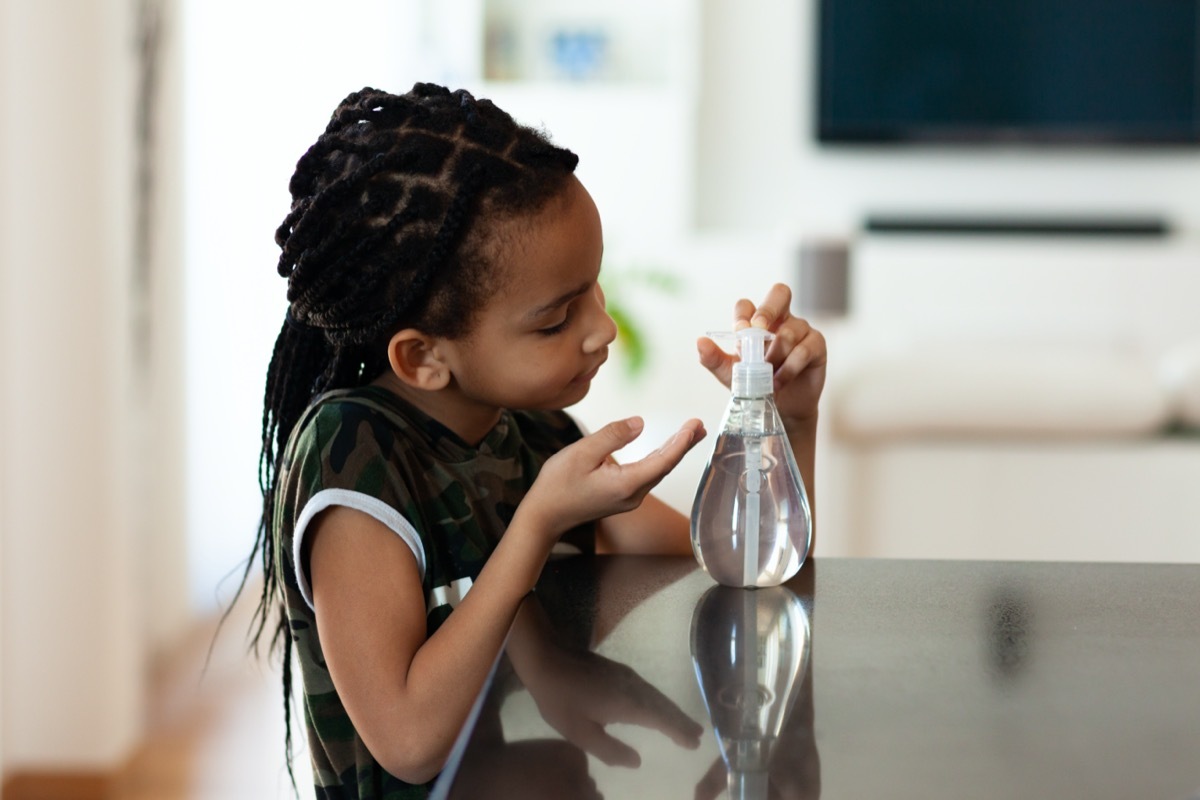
[181,1,422,610]
[0,0,11,775]
[696,0,1200,237]
[142,0,192,666]
[0,0,144,774]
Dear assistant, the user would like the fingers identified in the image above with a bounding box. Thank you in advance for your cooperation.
[640,419,706,471]
[576,417,645,463]
[733,283,794,332]
[724,284,826,381]
[732,298,757,331]
[750,282,794,331]
[696,336,734,388]
[577,722,641,768]
[708,285,802,391]
[770,325,827,385]
[616,684,705,750]
[608,420,705,501]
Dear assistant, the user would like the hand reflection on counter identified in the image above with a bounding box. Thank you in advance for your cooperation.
[691,585,820,800]
[448,592,704,799]
[513,600,705,768]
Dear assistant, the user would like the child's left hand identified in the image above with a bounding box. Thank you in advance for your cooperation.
[696,283,827,427]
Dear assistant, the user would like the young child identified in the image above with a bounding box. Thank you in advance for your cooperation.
[246,83,827,798]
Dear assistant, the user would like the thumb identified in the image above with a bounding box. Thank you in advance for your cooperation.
[697,337,734,389]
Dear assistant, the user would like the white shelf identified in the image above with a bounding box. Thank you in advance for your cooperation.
[481,0,694,87]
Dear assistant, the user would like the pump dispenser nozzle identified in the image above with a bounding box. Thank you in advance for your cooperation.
[732,329,774,398]
[707,329,775,398]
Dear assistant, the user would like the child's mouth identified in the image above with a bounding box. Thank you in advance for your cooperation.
[572,359,605,384]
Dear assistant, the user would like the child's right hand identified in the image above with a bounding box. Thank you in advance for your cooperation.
[521,417,705,539]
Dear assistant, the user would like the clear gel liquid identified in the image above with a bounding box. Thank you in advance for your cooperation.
[690,432,811,588]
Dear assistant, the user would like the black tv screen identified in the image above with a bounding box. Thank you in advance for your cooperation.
[817,0,1200,144]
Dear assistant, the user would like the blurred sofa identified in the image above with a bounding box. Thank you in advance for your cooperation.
[819,235,1200,564]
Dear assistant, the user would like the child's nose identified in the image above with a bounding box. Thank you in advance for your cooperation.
[582,286,617,354]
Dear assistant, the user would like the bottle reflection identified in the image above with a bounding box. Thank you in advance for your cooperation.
[690,585,818,800]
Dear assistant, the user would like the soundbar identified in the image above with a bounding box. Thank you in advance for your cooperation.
[864,214,1170,237]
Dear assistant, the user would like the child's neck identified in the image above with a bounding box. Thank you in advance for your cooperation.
[371,373,503,447]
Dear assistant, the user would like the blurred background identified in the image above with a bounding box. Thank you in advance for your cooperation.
[2,0,1199,795]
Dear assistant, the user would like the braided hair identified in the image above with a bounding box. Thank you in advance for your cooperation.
[237,82,578,780]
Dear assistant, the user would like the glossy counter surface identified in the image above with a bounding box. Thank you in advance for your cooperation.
[432,557,1200,799]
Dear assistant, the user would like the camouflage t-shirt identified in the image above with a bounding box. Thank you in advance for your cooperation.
[272,385,593,799]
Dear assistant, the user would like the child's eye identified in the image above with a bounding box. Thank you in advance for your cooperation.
[536,295,583,336]
[537,316,571,336]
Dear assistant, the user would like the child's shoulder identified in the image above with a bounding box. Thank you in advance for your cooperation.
[288,386,415,459]
[312,385,396,413]
[302,385,404,430]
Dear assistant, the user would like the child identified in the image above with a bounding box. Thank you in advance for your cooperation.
[245,83,826,798]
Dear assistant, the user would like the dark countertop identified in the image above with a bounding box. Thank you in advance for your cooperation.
[432,557,1200,799]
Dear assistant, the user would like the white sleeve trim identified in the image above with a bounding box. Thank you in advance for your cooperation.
[292,488,427,610]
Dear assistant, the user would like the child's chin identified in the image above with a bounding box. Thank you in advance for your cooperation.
[519,386,589,413]
[555,381,592,408]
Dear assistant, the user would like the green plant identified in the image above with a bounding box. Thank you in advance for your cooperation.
[600,266,684,379]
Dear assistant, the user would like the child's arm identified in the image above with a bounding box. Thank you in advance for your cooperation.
[595,494,692,555]
[305,416,703,784]
[595,283,826,557]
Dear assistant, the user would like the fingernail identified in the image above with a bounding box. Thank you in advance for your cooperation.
[626,416,644,435]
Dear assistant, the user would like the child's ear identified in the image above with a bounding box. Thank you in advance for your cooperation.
[385,329,451,391]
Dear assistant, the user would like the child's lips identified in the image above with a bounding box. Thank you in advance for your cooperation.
[573,357,606,384]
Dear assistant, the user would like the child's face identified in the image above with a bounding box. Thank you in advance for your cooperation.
[440,176,616,414]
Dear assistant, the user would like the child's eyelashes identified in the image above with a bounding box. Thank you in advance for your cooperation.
[537,316,572,336]
[535,289,591,336]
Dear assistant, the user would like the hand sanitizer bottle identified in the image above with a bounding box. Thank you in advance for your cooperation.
[690,328,812,587]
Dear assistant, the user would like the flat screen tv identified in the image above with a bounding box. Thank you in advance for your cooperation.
[817,0,1200,144]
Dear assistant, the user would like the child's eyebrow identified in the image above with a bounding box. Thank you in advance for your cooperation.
[525,282,591,320]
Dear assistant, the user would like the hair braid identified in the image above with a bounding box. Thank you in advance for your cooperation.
[391,161,484,329]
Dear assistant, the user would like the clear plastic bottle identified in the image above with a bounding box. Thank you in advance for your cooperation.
[691,328,812,588]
